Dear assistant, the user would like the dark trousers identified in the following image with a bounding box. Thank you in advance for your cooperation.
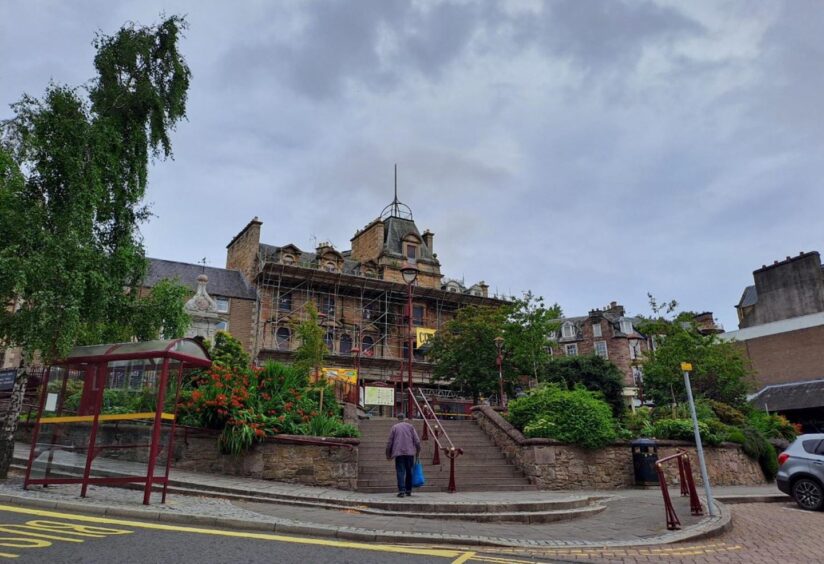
[395,455,415,493]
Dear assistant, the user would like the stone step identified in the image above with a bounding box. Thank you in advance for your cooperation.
[356,484,537,493]
[357,469,525,480]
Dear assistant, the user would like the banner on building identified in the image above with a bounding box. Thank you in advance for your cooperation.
[415,328,436,346]
[321,367,357,385]
[364,386,395,406]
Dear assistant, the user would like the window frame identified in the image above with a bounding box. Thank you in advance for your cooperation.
[412,304,425,327]
[275,327,291,350]
[592,323,602,338]
[594,340,608,359]
[214,296,230,313]
[561,322,576,339]
[565,343,578,356]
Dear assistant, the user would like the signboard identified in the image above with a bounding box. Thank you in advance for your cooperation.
[0,369,17,392]
[364,386,395,406]
[415,328,436,346]
[321,367,357,385]
[680,362,693,372]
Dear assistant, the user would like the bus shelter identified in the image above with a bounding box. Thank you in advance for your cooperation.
[23,338,211,505]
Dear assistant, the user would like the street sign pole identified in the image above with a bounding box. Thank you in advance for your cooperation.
[681,362,716,517]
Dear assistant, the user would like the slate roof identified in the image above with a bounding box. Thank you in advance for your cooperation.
[145,258,256,300]
[555,313,645,341]
[382,217,436,262]
[738,285,758,308]
[750,379,824,412]
[259,244,362,275]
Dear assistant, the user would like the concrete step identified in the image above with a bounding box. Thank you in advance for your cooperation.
[356,484,538,493]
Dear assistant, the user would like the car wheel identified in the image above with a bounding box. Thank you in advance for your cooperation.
[792,478,824,511]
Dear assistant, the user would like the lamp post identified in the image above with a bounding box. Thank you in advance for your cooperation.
[494,336,505,409]
[350,346,361,406]
[401,264,419,418]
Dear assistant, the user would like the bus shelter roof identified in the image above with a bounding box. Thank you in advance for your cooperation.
[57,338,211,367]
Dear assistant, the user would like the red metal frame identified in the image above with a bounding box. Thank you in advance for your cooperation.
[23,338,211,506]
[655,449,704,530]
[411,390,463,493]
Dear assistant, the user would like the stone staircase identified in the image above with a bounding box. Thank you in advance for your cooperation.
[357,418,535,493]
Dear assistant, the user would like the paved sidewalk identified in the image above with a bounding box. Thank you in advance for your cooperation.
[6,443,782,548]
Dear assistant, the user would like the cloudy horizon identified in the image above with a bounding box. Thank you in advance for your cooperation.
[2,0,823,330]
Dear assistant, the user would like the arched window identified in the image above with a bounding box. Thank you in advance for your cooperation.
[276,327,290,350]
[278,293,292,312]
[282,254,295,265]
[362,335,375,357]
[340,334,352,355]
[324,261,337,272]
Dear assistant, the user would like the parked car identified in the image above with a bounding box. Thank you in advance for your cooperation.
[777,433,824,511]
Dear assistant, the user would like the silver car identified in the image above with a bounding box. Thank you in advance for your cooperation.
[777,433,824,511]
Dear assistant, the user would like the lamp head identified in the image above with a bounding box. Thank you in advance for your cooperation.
[400,263,419,285]
[494,336,504,351]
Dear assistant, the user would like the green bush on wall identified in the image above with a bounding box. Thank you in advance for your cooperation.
[509,384,618,449]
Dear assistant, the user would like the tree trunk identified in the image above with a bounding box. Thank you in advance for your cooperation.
[0,368,27,479]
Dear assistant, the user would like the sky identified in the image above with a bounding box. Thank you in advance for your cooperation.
[1,0,822,331]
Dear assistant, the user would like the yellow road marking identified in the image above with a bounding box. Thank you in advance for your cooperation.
[38,412,174,424]
[451,551,476,564]
[0,505,461,559]
[472,556,540,564]
[0,526,83,543]
[0,553,18,559]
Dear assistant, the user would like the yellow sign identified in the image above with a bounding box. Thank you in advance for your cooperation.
[680,362,693,372]
[364,386,395,406]
[321,367,357,385]
[416,327,436,346]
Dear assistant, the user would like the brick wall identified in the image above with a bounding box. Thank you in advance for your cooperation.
[472,406,766,489]
[741,325,824,388]
[226,218,262,284]
[350,221,384,263]
[228,297,256,355]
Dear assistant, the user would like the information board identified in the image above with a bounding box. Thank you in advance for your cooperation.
[364,386,395,406]
[0,369,17,392]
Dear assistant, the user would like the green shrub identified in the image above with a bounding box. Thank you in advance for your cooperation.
[650,418,722,446]
[739,427,778,480]
[747,411,798,441]
[517,385,617,449]
[507,384,564,431]
[622,407,653,435]
[705,399,746,426]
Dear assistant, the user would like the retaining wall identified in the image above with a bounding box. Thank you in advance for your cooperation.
[471,406,767,490]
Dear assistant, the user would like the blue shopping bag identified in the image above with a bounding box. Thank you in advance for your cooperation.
[411,458,425,488]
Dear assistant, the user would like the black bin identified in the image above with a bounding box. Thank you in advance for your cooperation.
[631,438,659,486]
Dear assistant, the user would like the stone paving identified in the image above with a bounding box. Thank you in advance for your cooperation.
[479,501,824,563]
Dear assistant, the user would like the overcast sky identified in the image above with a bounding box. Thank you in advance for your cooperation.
[2,0,822,330]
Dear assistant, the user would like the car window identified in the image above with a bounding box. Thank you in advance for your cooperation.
[802,439,822,454]
[818,442,824,456]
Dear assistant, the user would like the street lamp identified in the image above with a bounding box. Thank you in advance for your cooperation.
[350,346,361,406]
[400,263,419,418]
[494,336,505,409]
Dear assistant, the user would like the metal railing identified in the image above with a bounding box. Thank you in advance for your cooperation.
[655,449,704,530]
[410,389,463,493]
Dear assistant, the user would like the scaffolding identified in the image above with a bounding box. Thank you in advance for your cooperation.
[250,250,501,391]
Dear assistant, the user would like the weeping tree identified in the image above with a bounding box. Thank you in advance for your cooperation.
[0,16,191,477]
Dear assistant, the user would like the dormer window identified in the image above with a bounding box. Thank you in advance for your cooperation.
[620,320,634,334]
[324,261,337,272]
[406,244,417,263]
[561,322,576,339]
[282,254,295,265]
[449,287,458,293]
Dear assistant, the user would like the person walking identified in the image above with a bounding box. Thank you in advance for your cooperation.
[385,413,421,497]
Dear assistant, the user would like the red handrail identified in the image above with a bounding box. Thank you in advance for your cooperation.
[410,389,463,493]
[655,449,704,530]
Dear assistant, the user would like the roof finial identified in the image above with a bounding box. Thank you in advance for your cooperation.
[394,163,398,204]
[380,163,413,220]
[198,257,208,274]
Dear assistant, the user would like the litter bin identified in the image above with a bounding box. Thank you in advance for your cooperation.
[631,438,659,486]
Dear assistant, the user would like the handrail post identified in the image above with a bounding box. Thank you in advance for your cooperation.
[447,449,457,493]
[677,453,689,497]
[682,455,704,516]
[656,461,681,530]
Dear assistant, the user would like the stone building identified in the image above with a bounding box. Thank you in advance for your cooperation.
[225,196,505,411]
[144,258,257,353]
[548,302,649,400]
[723,251,824,429]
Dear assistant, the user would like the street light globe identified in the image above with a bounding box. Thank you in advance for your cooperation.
[494,336,504,351]
[400,264,419,285]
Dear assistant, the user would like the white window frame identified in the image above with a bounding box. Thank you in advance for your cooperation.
[620,320,633,334]
[594,340,608,358]
[215,320,228,331]
[561,322,576,339]
[565,343,578,356]
[592,323,602,338]
[214,296,230,313]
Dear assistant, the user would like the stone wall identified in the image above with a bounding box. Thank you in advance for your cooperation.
[17,423,359,490]
[472,406,767,490]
